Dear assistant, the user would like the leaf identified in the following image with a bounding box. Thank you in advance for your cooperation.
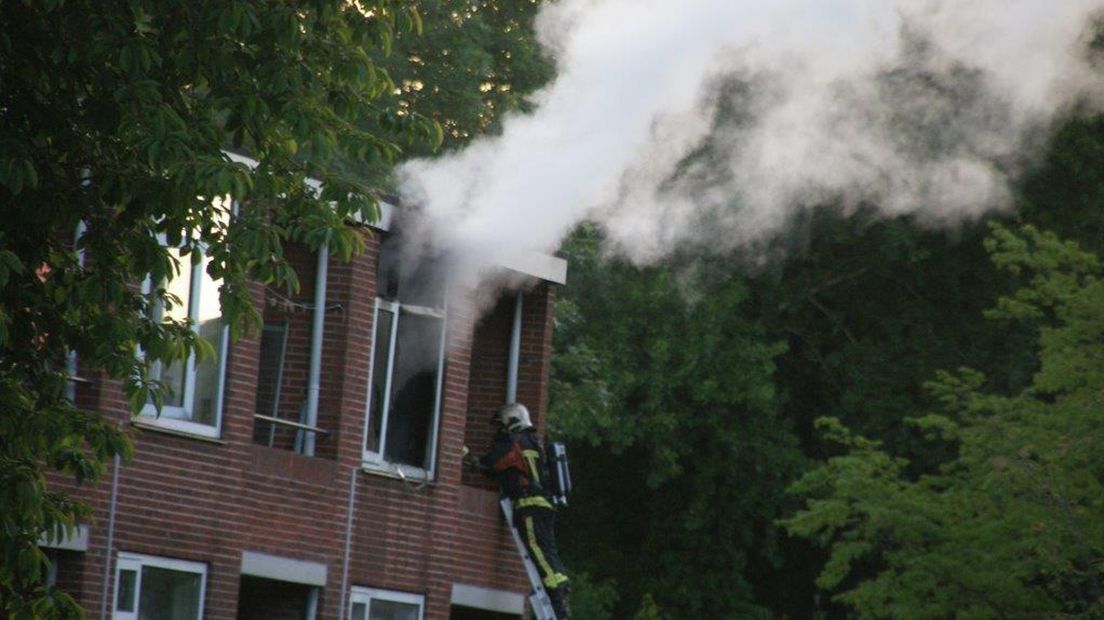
[21,160,37,189]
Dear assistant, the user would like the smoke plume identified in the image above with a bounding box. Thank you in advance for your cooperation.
[398,0,1104,271]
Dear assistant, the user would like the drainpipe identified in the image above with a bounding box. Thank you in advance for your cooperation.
[338,466,358,620]
[506,290,523,403]
[302,238,329,457]
[67,221,87,403]
[98,453,121,620]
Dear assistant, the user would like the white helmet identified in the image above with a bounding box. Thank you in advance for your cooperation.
[496,402,533,433]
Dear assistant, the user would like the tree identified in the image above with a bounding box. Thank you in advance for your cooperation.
[784,223,1104,617]
[746,208,1040,457]
[548,113,1104,617]
[550,226,804,618]
[372,0,554,151]
[0,2,438,616]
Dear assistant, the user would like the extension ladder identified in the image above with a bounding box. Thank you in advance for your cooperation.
[500,498,559,620]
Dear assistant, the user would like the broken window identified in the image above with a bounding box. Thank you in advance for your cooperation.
[363,237,447,476]
[364,299,445,473]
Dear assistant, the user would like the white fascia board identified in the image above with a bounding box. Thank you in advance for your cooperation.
[38,524,90,552]
[499,251,568,285]
[241,551,328,587]
[371,200,394,231]
[450,583,525,615]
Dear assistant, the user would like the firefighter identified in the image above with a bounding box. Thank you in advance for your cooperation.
[472,402,570,619]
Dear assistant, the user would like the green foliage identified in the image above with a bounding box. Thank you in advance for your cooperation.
[565,571,619,620]
[551,118,1104,617]
[0,1,434,614]
[348,0,554,183]
[1016,116,1104,257]
[633,593,664,620]
[750,210,1039,460]
[377,0,555,150]
[551,225,803,618]
[785,224,1104,618]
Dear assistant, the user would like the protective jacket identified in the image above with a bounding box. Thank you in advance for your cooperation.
[479,429,554,510]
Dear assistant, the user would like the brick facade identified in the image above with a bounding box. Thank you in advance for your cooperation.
[49,227,563,620]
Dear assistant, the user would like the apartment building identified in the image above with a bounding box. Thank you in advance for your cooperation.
[44,200,567,620]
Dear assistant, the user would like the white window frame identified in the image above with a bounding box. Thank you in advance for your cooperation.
[138,202,235,439]
[349,586,425,620]
[138,244,230,438]
[362,298,447,480]
[113,552,207,620]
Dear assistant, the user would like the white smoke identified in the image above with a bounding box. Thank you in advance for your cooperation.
[398,0,1104,269]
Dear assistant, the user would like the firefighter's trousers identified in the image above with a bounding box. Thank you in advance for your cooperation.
[513,503,569,616]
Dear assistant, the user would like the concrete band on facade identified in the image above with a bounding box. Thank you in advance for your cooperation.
[39,524,90,552]
[240,551,328,587]
[449,583,525,615]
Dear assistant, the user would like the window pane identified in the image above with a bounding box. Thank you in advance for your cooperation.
[255,323,288,418]
[369,599,420,620]
[190,252,223,426]
[351,602,368,620]
[157,247,193,409]
[138,566,202,620]
[366,308,394,455]
[116,569,137,612]
[383,312,442,469]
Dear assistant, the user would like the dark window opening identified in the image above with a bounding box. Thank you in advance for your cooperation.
[236,576,316,620]
[448,605,520,620]
[365,233,447,473]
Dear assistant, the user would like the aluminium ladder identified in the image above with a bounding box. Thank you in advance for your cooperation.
[499,498,559,620]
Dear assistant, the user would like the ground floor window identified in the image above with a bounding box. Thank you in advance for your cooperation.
[113,552,206,620]
[350,586,424,620]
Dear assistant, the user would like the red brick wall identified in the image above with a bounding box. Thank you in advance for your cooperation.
[48,229,558,620]
[462,282,556,489]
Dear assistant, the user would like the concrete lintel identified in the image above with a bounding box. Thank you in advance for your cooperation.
[450,583,525,615]
[38,524,90,552]
[241,551,328,587]
[499,251,568,285]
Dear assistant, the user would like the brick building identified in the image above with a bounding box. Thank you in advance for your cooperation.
[44,197,567,620]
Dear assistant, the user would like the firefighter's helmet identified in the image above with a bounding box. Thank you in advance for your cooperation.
[495,402,533,433]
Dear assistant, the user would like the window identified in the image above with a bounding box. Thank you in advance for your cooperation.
[113,553,206,620]
[139,239,231,439]
[253,321,290,447]
[349,587,424,620]
[363,298,446,476]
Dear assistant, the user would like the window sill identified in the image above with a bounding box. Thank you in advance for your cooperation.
[132,419,227,445]
[360,461,436,487]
